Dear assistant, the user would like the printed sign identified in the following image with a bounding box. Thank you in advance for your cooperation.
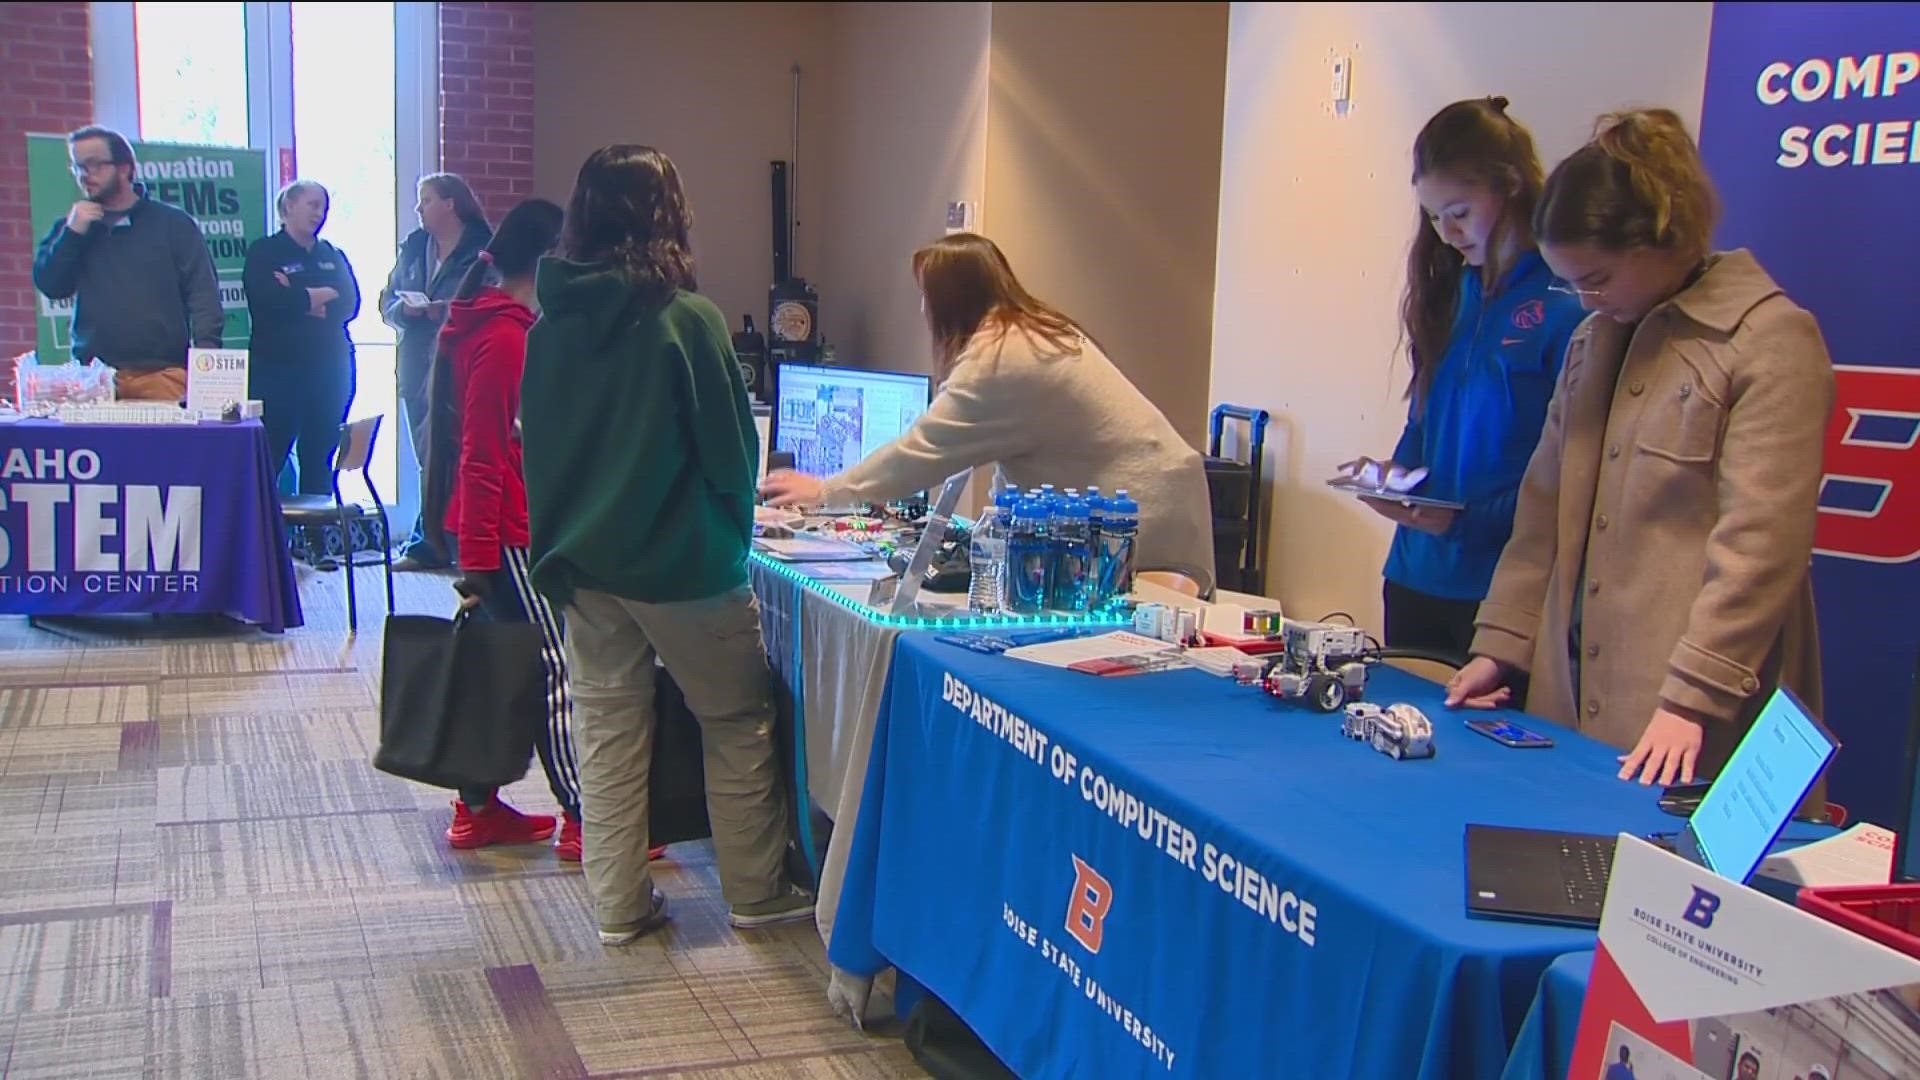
[1698,3,1920,823]
[186,348,249,413]
[26,134,268,360]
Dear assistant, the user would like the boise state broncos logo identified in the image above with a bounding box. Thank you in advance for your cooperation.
[1511,300,1546,330]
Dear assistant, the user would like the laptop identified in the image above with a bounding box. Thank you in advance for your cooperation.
[1465,686,1839,927]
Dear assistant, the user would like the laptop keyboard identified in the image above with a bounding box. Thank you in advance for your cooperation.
[1559,835,1616,910]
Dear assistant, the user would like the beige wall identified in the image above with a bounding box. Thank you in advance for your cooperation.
[815,2,991,375]
[984,2,1228,445]
[1208,1,1713,624]
[532,2,834,337]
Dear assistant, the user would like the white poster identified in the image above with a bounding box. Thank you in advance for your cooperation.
[186,348,249,413]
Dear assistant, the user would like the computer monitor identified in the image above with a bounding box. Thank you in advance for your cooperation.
[1681,686,1839,883]
[769,363,932,476]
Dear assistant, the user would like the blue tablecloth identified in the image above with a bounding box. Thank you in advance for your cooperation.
[0,419,302,632]
[830,635,1682,1079]
[1502,950,1592,1080]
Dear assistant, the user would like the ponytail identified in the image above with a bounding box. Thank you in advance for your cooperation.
[1535,108,1719,260]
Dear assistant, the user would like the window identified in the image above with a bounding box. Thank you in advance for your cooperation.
[134,2,250,146]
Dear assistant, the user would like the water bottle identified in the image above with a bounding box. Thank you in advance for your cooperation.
[1006,496,1052,614]
[1097,488,1139,601]
[1085,486,1107,595]
[967,486,1012,612]
[1048,490,1094,613]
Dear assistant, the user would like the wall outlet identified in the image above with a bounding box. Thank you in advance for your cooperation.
[1331,54,1353,106]
[945,201,975,233]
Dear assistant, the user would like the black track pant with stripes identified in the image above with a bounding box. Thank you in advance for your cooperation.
[458,548,583,819]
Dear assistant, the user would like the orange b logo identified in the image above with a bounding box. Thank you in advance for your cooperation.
[1065,855,1114,954]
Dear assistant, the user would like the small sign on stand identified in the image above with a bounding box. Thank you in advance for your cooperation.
[187,348,249,415]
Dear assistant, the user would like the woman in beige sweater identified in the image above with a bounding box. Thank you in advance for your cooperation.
[760,233,1216,593]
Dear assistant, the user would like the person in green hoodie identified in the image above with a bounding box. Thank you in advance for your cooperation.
[520,145,814,944]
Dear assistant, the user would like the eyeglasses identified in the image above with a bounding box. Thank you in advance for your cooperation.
[70,159,116,178]
[1549,281,1605,301]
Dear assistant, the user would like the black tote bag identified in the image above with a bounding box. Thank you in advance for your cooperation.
[375,613,546,790]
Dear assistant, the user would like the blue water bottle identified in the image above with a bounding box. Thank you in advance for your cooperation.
[1049,489,1094,613]
[1098,488,1139,601]
[1084,486,1107,602]
[1006,495,1052,614]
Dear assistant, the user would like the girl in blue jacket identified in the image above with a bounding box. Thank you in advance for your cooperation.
[1362,97,1585,660]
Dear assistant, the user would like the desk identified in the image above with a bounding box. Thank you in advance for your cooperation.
[829,635,1681,1079]
[0,419,302,632]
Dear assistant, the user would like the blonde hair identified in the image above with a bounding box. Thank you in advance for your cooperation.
[1535,108,1719,260]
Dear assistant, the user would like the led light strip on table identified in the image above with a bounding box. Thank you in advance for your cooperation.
[749,550,1132,631]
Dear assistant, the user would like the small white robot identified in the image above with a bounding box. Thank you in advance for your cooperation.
[1259,619,1372,711]
[1342,702,1435,760]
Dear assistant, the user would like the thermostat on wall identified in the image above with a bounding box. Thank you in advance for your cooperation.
[945,201,975,233]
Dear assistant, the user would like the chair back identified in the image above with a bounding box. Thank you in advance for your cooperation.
[334,416,382,474]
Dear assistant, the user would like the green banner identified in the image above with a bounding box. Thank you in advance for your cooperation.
[27,134,268,360]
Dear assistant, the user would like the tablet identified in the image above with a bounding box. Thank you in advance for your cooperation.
[1325,477,1465,511]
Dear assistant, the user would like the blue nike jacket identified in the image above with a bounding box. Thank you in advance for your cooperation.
[1385,250,1586,601]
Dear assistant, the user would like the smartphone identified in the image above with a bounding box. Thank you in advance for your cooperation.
[1659,782,1712,816]
[1465,718,1555,748]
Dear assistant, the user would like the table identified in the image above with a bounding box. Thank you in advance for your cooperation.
[828,635,1684,1079]
[1503,950,1592,1080]
[0,418,303,632]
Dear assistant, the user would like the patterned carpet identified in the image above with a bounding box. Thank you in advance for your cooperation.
[0,564,923,1079]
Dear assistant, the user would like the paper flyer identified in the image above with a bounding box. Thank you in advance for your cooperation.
[1569,836,1920,1080]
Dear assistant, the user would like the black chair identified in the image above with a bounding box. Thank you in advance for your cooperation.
[281,416,394,633]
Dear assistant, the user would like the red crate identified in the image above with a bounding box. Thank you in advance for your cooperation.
[1797,883,1920,960]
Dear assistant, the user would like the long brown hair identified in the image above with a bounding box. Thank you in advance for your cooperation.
[1399,96,1544,407]
[562,145,697,308]
[1534,108,1719,260]
[914,233,1082,378]
[420,172,489,230]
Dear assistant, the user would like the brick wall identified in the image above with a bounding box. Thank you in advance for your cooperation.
[0,1,93,396]
[438,1,534,219]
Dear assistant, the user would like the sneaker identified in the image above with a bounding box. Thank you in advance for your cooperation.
[729,888,817,929]
[391,555,447,574]
[599,888,670,945]
[555,815,582,862]
[446,798,559,850]
[649,845,668,861]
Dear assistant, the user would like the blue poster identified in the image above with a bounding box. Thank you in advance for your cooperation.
[1699,3,1920,824]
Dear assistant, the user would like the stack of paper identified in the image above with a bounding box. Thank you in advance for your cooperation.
[1757,822,1895,887]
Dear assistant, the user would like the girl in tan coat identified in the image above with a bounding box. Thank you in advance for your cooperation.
[1447,109,1832,788]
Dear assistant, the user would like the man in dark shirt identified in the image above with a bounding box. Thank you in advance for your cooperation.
[31,125,222,402]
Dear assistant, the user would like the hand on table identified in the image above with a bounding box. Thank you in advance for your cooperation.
[1618,705,1705,785]
[1444,656,1513,710]
[1358,495,1456,535]
[760,469,827,509]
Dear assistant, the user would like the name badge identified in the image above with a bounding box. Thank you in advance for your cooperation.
[317,261,337,270]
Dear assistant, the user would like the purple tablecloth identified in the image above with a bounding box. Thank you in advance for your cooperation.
[0,418,303,632]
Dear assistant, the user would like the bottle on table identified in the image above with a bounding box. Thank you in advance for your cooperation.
[1097,488,1139,602]
[1006,494,1053,614]
[1085,486,1107,601]
[1048,489,1094,613]
[968,484,1016,613]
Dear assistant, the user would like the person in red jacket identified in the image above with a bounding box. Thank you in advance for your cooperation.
[423,199,667,865]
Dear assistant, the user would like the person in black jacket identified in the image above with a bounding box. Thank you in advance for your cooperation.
[31,125,222,401]
[244,180,360,497]
[381,173,492,571]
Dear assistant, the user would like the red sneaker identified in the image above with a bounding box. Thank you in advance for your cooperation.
[446,798,558,850]
[649,845,668,861]
[556,815,582,862]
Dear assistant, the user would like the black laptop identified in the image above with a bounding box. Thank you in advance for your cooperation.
[1465,687,1839,927]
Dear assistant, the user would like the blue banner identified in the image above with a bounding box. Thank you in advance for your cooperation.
[0,419,302,631]
[1699,3,1920,825]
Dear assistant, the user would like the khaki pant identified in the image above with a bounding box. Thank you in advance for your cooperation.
[115,367,188,402]
[564,583,791,927]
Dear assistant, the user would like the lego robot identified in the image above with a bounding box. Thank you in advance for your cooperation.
[1259,619,1372,712]
[1342,702,1435,760]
